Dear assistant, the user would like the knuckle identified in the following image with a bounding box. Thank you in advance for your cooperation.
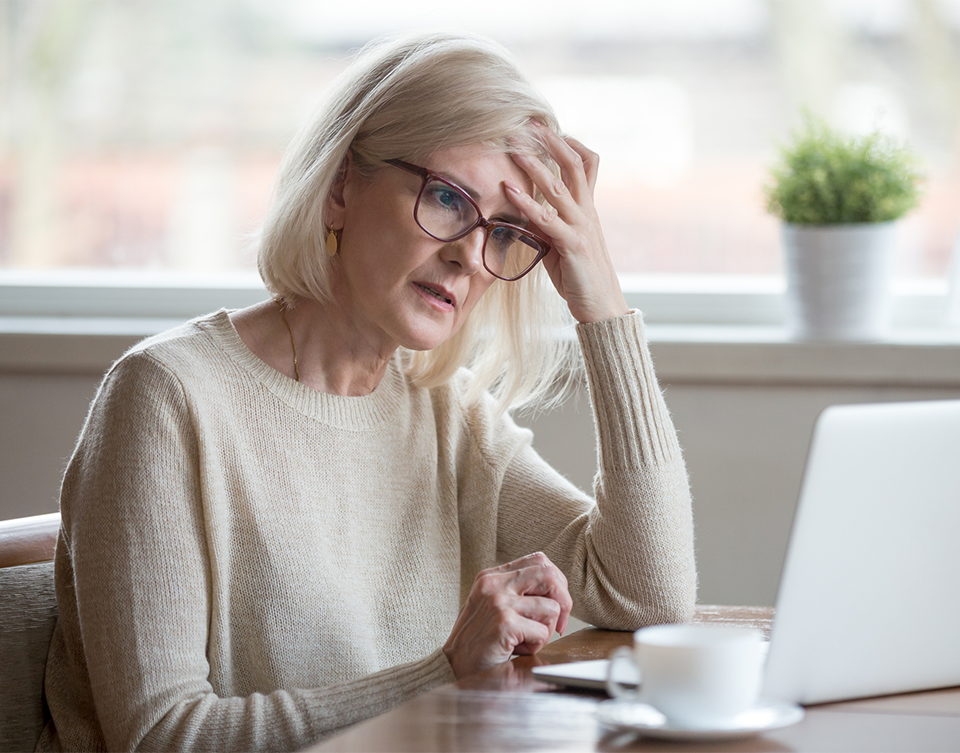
[489,592,511,612]
[475,572,499,596]
[530,552,556,572]
[552,178,568,196]
[532,623,551,643]
[552,568,570,593]
[502,626,524,650]
[539,205,558,224]
[490,596,513,629]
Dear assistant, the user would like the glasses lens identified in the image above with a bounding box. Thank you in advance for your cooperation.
[483,226,545,280]
[416,178,479,240]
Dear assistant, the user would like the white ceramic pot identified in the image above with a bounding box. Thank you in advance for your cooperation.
[781,222,897,341]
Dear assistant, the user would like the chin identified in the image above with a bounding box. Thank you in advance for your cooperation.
[400,324,458,353]
[403,337,449,352]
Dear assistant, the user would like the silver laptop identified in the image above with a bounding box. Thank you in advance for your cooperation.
[534,399,960,703]
[763,399,960,705]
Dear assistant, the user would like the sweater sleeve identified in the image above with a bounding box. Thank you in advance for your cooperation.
[494,310,697,629]
[51,353,454,753]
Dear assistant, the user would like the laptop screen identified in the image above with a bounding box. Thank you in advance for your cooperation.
[764,399,960,705]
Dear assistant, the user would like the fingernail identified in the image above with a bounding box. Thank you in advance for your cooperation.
[504,181,521,193]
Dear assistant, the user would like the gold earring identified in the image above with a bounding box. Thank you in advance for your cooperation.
[325,227,340,257]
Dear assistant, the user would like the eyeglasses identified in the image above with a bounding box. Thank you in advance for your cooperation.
[385,159,551,281]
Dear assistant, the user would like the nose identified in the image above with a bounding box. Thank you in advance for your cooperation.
[440,226,486,275]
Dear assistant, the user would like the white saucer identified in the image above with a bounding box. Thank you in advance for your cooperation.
[597,698,805,742]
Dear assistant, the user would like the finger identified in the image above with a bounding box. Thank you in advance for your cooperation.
[533,125,593,200]
[509,612,555,656]
[514,593,562,635]
[536,566,572,635]
[471,594,554,656]
[509,151,580,223]
[563,136,599,193]
[510,560,569,595]
[504,181,568,247]
[473,558,567,605]
[471,554,573,635]
[508,563,573,634]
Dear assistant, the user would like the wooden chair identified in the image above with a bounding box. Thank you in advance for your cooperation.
[0,513,60,752]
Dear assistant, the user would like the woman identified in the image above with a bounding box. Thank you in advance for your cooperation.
[39,32,696,752]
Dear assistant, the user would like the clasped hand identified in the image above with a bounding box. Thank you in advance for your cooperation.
[442,552,573,679]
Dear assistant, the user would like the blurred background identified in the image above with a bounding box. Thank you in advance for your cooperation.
[1,0,959,281]
[3,1,960,607]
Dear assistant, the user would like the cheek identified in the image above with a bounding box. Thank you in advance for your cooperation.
[463,276,497,315]
[341,218,415,280]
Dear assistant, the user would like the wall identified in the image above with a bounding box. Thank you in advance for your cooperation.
[3,325,960,607]
[520,375,960,607]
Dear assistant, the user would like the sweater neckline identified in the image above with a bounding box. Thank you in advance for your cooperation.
[200,309,407,429]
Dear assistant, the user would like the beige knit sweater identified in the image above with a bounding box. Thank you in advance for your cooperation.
[38,309,696,752]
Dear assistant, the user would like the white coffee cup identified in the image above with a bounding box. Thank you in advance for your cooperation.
[606,624,765,729]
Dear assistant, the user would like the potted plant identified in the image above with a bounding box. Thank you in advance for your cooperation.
[765,116,923,340]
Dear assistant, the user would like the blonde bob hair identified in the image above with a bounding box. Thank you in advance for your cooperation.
[257,31,578,412]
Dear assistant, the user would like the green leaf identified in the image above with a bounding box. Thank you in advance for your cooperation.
[764,113,924,225]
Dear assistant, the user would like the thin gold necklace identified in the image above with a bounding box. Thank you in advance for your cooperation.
[277,301,301,382]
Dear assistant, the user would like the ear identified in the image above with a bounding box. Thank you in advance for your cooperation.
[324,152,352,231]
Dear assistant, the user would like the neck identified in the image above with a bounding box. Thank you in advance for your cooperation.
[230,298,397,397]
[279,297,396,397]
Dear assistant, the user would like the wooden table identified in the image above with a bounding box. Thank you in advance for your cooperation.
[313,606,960,752]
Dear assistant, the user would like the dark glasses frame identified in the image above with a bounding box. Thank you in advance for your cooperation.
[385,159,551,281]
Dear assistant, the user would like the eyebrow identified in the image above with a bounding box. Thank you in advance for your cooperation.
[434,170,481,202]
[495,211,528,228]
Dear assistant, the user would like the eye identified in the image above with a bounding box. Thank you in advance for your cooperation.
[424,183,469,213]
[489,226,522,250]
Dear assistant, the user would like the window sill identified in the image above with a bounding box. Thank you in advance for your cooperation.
[3,315,959,387]
[2,270,958,385]
[646,324,960,387]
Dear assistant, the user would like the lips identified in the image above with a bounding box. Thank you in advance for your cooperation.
[414,282,455,307]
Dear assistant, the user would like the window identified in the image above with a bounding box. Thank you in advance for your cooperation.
[1,1,959,324]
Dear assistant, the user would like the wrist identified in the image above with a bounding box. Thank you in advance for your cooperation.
[442,640,464,680]
[573,303,630,324]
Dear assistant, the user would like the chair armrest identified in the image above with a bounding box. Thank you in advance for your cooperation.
[0,513,60,568]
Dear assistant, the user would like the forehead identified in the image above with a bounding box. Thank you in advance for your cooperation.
[423,144,533,201]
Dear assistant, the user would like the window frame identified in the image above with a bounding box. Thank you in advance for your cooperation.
[0,270,953,333]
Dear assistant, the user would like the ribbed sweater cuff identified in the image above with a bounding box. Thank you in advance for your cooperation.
[340,648,454,721]
[310,649,455,744]
[575,310,679,467]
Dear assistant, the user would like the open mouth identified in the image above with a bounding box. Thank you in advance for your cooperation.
[415,283,452,305]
